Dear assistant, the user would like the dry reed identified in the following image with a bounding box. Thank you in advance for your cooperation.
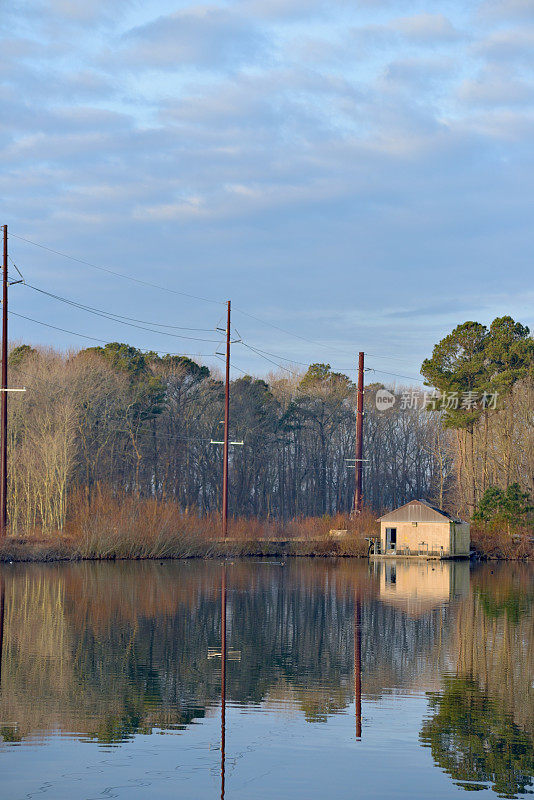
[0,491,374,561]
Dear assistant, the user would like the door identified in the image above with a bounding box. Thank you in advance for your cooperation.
[386,527,397,552]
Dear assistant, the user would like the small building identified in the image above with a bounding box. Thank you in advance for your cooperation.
[377,500,470,558]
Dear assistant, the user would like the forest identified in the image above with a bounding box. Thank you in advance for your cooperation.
[4,314,534,542]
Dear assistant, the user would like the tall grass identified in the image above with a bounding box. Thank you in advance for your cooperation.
[4,491,532,561]
[1,490,375,560]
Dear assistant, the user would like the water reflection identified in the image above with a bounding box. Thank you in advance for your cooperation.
[221,565,226,800]
[421,676,534,797]
[0,559,531,799]
[420,565,534,798]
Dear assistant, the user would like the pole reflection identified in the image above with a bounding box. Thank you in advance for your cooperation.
[0,575,4,689]
[221,564,227,800]
[354,596,362,740]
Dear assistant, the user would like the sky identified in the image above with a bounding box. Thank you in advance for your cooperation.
[2,0,534,384]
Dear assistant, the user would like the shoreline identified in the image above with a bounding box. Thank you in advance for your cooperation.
[0,537,530,563]
[0,537,367,563]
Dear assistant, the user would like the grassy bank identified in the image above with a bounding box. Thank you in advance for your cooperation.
[0,494,374,562]
[1,494,532,562]
[0,536,370,562]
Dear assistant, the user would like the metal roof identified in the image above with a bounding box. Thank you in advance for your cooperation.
[377,499,466,525]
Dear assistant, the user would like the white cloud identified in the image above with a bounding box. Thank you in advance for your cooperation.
[120,6,267,70]
[478,0,534,21]
[2,0,534,372]
[382,56,457,92]
[391,13,462,43]
[475,25,534,62]
[458,66,534,108]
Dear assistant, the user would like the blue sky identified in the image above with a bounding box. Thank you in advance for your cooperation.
[2,0,533,383]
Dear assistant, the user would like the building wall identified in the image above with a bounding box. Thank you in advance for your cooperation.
[451,522,470,556]
[380,521,452,555]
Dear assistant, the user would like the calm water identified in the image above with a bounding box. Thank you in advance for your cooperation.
[0,559,532,800]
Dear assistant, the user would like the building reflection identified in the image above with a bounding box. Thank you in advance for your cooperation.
[377,559,469,616]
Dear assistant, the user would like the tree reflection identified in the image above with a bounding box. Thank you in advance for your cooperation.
[421,675,534,798]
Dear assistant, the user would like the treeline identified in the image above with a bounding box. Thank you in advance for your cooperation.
[6,314,534,536]
[421,316,534,523]
[8,344,440,533]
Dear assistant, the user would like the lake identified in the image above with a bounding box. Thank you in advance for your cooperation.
[0,559,532,799]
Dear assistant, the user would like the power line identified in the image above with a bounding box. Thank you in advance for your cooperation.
[12,311,424,383]
[7,311,217,359]
[10,232,224,305]
[215,355,249,376]
[240,342,314,369]
[95,427,213,444]
[24,283,217,332]
[242,341,424,384]
[366,367,425,384]
[7,255,25,283]
[239,340,423,380]
[11,233,422,364]
[234,308,415,364]
[22,283,219,342]
[239,340,360,373]
[363,351,414,364]
[234,306,357,357]
[9,311,110,344]
[11,232,427,376]
[241,342,303,377]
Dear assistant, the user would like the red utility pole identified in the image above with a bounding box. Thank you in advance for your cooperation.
[0,226,8,537]
[222,301,231,538]
[353,351,364,515]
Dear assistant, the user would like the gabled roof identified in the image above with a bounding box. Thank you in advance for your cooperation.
[377,499,466,525]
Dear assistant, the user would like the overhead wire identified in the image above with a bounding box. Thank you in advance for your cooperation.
[7,312,217,359]
[22,283,219,342]
[11,232,418,364]
[10,232,224,305]
[11,232,426,383]
[8,311,110,344]
[233,306,360,358]
[366,367,425,384]
[214,355,249,376]
[233,308,415,364]
[24,283,219,332]
[11,312,424,384]
[240,340,424,383]
[241,342,303,378]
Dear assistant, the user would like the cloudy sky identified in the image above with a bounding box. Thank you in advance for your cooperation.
[2,0,533,383]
